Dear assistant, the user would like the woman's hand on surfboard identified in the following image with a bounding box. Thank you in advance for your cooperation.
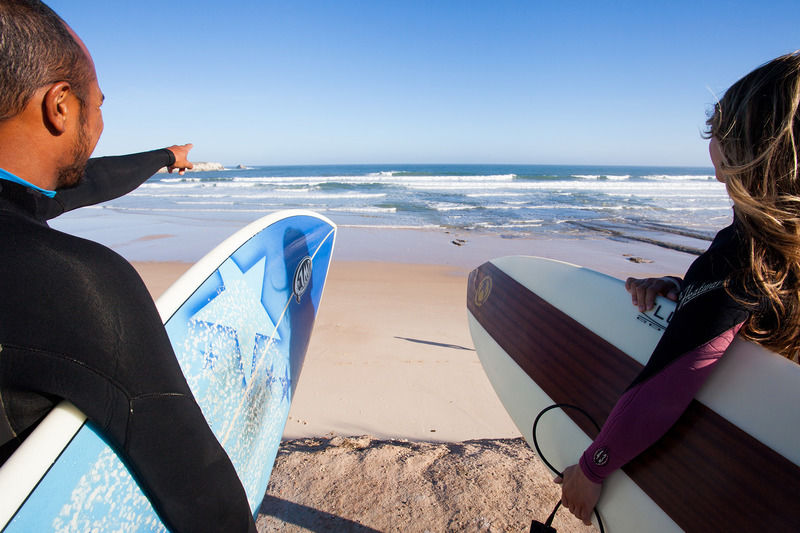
[165,143,194,175]
[554,464,601,526]
[625,276,681,312]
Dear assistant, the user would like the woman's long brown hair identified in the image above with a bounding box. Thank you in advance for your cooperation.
[706,51,800,361]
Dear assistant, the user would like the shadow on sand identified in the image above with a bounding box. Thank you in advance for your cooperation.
[393,336,474,351]
[258,494,382,532]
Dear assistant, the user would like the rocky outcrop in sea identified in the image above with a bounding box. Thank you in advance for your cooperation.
[157,161,225,173]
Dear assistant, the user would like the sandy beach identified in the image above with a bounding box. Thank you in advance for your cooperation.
[130,225,695,533]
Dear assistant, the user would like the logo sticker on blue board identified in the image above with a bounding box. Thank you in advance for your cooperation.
[293,256,312,303]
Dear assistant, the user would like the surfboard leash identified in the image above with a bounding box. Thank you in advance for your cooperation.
[530,403,606,533]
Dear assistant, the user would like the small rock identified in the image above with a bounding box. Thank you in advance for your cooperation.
[626,256,653,263]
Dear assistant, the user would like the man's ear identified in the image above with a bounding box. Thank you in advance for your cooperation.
[42,82,73,135]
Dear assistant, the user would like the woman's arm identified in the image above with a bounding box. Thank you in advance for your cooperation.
[557,254,749,523]
[555,323,742,524]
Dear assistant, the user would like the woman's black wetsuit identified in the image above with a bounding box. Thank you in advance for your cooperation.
[0,150,256,532]
[579,222,751,483]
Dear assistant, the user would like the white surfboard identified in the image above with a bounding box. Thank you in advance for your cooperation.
[0,210,336,531]
[467,256,800,532]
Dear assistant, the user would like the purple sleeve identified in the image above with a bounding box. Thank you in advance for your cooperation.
[579,322,743,483]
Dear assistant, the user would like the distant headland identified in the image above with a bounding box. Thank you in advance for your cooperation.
[157,161,226,173]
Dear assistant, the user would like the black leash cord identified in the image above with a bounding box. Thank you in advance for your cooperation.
[531,403,606,533]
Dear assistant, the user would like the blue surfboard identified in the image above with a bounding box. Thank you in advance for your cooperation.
[0,210,336,531]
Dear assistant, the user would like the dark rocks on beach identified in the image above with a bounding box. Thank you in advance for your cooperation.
[624,254,654,263]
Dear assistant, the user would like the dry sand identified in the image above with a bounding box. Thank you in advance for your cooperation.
[132,229,695,533]
[258,436,594,533]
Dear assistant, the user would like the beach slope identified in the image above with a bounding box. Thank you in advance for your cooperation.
[132,230,693,532]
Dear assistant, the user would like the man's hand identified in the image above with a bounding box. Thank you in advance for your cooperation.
[165,143,194,175]
[554,464,602,526]
[625,276,681,312]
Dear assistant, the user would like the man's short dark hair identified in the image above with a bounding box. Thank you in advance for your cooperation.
[0,0,92,120]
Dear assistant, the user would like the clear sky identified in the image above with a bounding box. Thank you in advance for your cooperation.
[48,0,798,167]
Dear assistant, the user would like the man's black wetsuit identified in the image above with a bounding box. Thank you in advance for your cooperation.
[0,150,256,532]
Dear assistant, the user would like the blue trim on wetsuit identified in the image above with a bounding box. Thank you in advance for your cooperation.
[0,168,56,198]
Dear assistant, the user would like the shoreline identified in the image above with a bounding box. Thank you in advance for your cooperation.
[55,206,708,268]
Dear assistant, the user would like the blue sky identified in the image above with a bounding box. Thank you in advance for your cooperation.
[49,1,798,167]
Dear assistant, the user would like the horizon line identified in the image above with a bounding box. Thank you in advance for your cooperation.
[205,161,715,169]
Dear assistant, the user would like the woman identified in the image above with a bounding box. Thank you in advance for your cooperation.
[556,51,800,525]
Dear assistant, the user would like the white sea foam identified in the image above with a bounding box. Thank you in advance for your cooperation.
[466,192,528,198]
[160,177,204,183]
[216,174,518,185]
[106,206,275,214]
[408,180,723,192]
[131,193,233,198]
[572,174,631,180]
[430,202,480,212]
[174,201,237,205]
[367,171,399,177]
[338,223,442,230]
[642,174,716,181]
[274,187,311,193]
[89,165,733,241]
[132,191,386,200]
[482,204,527,210]
[140,182,208,189]
[327,206,397,214]
[144,174,723,195]
[661,206,732,212]
[473,220,544,229]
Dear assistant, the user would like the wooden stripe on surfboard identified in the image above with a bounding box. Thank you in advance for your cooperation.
[467,261,800,532]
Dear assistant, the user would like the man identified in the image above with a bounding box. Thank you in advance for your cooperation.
[0,1,256,531]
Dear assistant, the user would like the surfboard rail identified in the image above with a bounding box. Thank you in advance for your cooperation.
[156,209,336,322]
[0,401,86,526]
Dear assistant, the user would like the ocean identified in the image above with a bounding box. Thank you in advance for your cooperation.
[52,163,729,261]
[113,163,727,232]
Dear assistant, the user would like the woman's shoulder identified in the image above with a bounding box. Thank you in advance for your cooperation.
[688,222,745,274]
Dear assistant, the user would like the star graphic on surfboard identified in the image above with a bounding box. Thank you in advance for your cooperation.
[194,257,280,380]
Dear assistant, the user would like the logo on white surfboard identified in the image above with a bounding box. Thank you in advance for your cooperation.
[636,303,673,332]
[474,276,492,307]
[293,257,313,302]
